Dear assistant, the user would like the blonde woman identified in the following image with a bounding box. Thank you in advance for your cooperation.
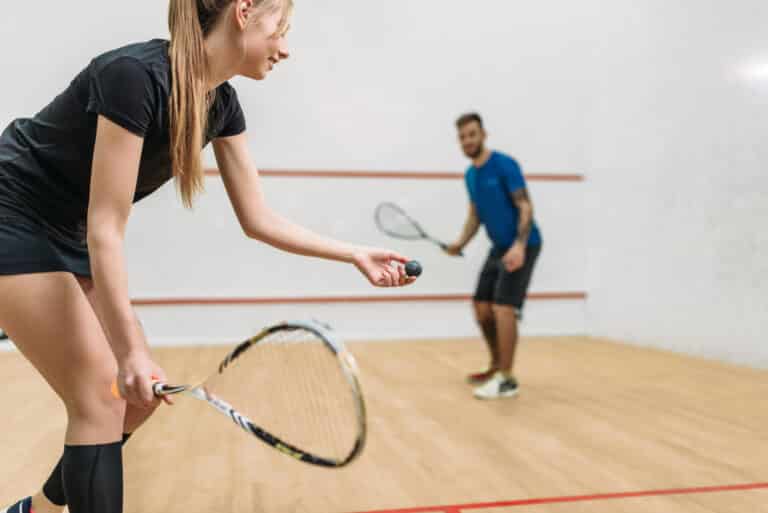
[0,2,416,513]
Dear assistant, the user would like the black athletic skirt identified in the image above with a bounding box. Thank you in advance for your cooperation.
[0,211,91,277]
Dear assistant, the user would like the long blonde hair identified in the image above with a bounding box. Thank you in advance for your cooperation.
[168,0,292,207]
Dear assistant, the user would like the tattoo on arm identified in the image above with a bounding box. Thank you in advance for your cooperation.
[511,188,530,202]
[511,188,533,244]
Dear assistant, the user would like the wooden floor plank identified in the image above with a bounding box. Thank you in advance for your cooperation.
[1,337,765,513]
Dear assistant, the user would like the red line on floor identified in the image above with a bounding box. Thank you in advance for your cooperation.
[347,482,768,513]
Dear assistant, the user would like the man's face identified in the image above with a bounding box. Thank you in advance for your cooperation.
[458,121,486,159]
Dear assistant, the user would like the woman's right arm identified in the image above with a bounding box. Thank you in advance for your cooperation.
[87,115,163,408]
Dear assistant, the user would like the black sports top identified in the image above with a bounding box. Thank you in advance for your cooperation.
[0,39,246,242]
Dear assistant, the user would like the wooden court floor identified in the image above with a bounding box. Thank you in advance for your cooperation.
[1,337,766,513]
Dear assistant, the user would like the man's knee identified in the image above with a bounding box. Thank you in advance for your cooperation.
[473,301,495,325]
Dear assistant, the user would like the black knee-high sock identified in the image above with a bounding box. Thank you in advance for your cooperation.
[61,442,123,513]
[43,434,131,507]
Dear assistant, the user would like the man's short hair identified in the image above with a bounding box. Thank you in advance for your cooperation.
[456,112,484,130]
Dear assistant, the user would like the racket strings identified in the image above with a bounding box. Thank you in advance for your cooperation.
[203,327,361,462]
[283,329,357,461]
[270,328,359,461]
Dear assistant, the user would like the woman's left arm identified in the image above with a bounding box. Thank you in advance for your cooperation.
[212,133,414,287]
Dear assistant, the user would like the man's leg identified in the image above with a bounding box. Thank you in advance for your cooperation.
[467,301,498,383]
[492,304,520,375]
[474,245,542,399]
[468,252,501,384]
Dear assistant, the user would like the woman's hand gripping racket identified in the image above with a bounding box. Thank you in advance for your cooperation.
[374,202,463,256]
[112,320,367,468]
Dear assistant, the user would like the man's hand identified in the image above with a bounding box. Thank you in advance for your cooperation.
[444,242,464,257]
[502,242,526,272]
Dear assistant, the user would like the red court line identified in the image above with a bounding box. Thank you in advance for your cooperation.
[348,482,768,513]
[204,168,585,182]
[131,291,586,307]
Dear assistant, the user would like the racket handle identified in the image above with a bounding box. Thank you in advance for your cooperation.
[153,382,167,396]
[152,383,188,396]
[438,242,464,257]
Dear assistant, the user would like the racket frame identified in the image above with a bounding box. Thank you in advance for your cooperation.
[374,202,463,256]
[153,320,367,468]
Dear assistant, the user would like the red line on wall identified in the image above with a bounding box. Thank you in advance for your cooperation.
[204,168,584,182]
[131,292,586,307]
[346,482,768,513]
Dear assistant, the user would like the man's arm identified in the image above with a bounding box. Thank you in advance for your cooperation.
[502,188,534,272]
[511,188,534,246]
[446,202,480,255]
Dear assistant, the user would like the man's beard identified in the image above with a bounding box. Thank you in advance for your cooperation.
[465,144,485,160]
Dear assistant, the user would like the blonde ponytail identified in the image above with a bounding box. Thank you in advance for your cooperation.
[168,0,211,208]
[168,0,292,207]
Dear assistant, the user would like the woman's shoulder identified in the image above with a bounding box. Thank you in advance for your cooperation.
[83,40,171,136]
[211,80,242,113]
[89,39,170,90]
[215,80,238,99]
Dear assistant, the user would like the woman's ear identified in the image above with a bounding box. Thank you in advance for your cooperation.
[234,0,255,30]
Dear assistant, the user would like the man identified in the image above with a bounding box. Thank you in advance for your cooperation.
[446,113,542,400]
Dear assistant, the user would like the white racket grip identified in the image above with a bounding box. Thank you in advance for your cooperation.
[152,382,167,396]
[152,383,187,396]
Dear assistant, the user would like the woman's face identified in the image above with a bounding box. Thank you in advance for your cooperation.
[236,7,290,80]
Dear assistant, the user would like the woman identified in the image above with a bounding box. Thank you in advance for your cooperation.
[0,2,416,513]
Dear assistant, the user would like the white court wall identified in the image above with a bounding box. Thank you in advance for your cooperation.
[584,1,768,366]
[0,1,589,344]
[3,2,765,364]
[125,175,585,343]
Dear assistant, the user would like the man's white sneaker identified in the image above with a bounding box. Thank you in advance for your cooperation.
[473,372,519,400]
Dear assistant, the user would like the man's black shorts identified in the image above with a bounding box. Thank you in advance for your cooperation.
[474,245,542,315]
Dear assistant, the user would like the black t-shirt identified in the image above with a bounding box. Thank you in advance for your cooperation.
[0,39,246,242]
